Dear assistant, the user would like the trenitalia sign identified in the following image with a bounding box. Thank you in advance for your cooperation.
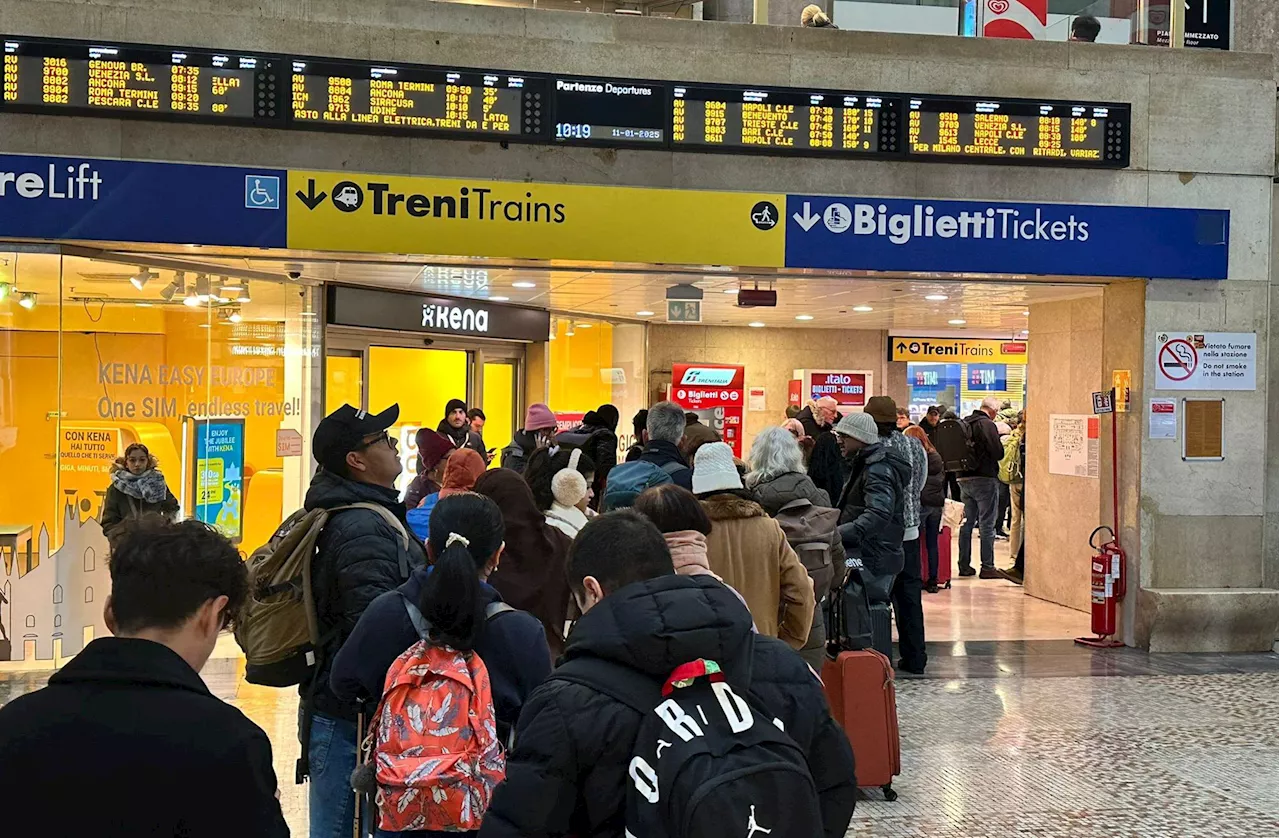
[0,153,1231,281]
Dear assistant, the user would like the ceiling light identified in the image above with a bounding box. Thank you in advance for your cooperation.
[925,294,948,301]
[18,292,36,310]
[159,271,183,302]
[214,276,236,303]
[129,267,154,291]
[1022,310,1030,316]
[0,282,10,301]
[949,319,967,325]
[194,273,212,302]
[748,321,766,328]
[183,277,202,307]
[512,281,536,289]
[636,310,655,317]
[723,288,740,295]
[238,281,251,303]
[1019,329,1028,336]
[134,303,153,308]
[229,310,243,324]
[576,322,593,329]
[853,305,874,312]
[489,295,510,302]
[795,314,814,321]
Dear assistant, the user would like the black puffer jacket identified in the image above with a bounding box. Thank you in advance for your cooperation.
[479,574,857,838]
[501,429,540,474]
[835,441,911,579]
[921,449,946,509]
[301,469,428,722]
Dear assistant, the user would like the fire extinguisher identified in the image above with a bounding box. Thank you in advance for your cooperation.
[1076,525,1126,648]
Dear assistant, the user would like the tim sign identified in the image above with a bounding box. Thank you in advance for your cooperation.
[983,0,1047,39]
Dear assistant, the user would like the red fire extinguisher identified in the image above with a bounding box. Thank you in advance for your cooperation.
[1076,526,1126,648]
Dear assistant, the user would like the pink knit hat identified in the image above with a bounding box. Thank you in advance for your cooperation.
[524,403,557,431]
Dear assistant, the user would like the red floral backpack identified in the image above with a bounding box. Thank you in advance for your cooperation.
[359,594,508,832]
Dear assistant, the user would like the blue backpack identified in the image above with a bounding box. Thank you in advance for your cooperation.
[602,460,678,510]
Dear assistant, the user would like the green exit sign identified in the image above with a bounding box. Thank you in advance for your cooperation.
[667,299,702,323]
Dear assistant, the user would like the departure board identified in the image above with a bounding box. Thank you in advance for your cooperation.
[906,96,1129,167]
[670,84,899,155]
[290,58,546,139]
[2,37,275,121]
[551,76,666,146]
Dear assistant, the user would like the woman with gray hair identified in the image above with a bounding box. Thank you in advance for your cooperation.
[745,425,841,668]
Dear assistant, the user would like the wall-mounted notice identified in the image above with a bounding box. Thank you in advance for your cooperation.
[1154,332,1255,391]
[1148,399,1177,439]
[1048,414,1099,478]
[748,387,767,412]
[1182,398,1225,461]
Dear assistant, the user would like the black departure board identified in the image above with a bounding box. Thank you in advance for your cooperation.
[670,84,899,155]
[906,96,1129,166]
[290,58,545,139]
[551,76,666,146]
[2,37,275,121]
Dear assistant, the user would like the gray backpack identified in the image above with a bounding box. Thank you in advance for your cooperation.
[773,498,841,596]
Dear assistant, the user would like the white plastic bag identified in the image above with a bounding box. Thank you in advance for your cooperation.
[942,498,965,531]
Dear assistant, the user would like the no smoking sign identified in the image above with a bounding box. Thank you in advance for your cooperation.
[1158,339,1198,382]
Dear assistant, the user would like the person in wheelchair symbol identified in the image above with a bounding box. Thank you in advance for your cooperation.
[248,179,275,207]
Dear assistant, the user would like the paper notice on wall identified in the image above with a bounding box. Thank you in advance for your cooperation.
[1148,399,1177,439]
[748,387,767,412]
[1049,414,1099,478]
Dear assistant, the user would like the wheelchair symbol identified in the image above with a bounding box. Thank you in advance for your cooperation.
[245,176,280,210]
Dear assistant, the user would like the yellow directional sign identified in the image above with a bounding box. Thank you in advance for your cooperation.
[286,170,785,268]
[888,336,1029,364]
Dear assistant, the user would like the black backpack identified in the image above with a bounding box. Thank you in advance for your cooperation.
[556,651,823,838]
[932,417,977,473]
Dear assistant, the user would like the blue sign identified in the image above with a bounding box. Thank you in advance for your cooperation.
[245,175,280,210]
[193,419,246,544]
[909,363,961,403]
[0,154,286,248]
[967,364,1008,392]
[784,195,1229,280]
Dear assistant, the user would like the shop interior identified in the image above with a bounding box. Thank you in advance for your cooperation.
[0,243,1114,665]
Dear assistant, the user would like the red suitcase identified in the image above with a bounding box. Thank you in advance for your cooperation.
[821,650,901,801]
[921,525,953,589]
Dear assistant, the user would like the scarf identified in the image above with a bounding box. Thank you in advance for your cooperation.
[437,419,469,448]
[664,530,721,580]
[111,466,170,504]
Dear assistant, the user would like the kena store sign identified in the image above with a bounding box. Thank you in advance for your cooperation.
[326,285,551,342]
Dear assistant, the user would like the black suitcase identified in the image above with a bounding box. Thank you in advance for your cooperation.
[868,600,893,660]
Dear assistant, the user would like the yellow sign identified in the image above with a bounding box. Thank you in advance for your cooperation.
[1112,369,1131,413]
[286,170,785,268]
[59,425,120,522]
[889,337,1029,364]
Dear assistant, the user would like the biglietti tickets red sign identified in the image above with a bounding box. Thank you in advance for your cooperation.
[808,372,867,407]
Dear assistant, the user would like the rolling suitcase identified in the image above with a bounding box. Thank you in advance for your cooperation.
[821,650,901,801]
[868,601,893,660]
[920,525,953,589]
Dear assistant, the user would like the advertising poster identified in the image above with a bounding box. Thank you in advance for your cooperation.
[193,419,246,543]
[671,363,745,457]
[967,364,1008,392]
[59,426,121,523]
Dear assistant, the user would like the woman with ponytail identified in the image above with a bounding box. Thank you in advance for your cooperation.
[331,492,552,746]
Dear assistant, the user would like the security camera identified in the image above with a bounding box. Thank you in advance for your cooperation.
[286,269,302,280]
[423,338,434,347]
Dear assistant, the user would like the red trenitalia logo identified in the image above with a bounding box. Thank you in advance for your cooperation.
[1002,342,1027,354]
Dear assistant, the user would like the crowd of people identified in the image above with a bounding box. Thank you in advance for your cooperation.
[0,390,1028,837]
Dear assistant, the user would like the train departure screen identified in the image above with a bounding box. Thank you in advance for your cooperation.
[2,37,272,120]
[906,96,1129,167]
[290,59,546,139]
[670,84,898,155]
[551,77,666,145]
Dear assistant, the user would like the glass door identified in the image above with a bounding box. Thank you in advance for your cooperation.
[481,361,517,468]
[325,349,364,417]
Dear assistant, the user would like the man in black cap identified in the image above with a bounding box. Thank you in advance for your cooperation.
[301,403,427,838]
[438,398,487,455]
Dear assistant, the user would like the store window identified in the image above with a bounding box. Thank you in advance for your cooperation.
[906,361,1026,420]
[0,248,319,667]
[548,317,647,457]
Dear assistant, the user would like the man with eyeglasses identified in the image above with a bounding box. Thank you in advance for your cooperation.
[300,403,427,838]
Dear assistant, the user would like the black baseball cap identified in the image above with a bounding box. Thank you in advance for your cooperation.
[313,403,399,472]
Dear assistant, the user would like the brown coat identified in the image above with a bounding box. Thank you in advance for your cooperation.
[700,493,815,649]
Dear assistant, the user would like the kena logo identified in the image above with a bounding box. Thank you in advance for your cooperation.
[421,302,489,333]
[679,367,736,386]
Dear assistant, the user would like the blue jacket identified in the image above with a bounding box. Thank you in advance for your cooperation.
[405,493,439,542]
[330,566,552,741]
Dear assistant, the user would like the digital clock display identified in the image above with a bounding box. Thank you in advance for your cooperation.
[670,84,898,155]
[906,96,1129,166]
[551,77,666,145]
[290,58,546,139]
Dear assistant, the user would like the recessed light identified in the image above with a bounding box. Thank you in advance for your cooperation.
[134,303,153,308]
[925,294,948,301]
[1022,310,1030,316]
[949,319,967,325]
[576,322,593,329]
[723,288,740,294]
[636,310,655,317]
[748,321,766,328]
[512,281,536,289]
[489,295,510,302]
[198,323,211,328]
[853,305,874,313]
[795,314,814,321]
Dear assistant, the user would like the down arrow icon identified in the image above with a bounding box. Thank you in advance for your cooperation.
[792,201,819,231]
[295,179,327,210]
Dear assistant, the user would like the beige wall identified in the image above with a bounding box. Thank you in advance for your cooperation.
[647,325,906,455]
[1024,295,1105,613]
